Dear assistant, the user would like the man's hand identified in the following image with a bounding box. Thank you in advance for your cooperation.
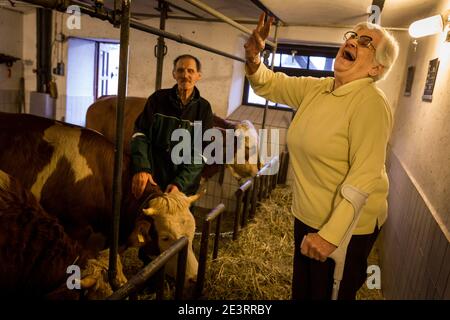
[132,172,157,199]
[244,12,274,73]
[165,184,180,194]
[300,233,337,262]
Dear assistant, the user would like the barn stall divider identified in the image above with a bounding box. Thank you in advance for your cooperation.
[109,202,227,300]
[232,151,289,241]
[22,0,282,299]
[193,151,289,299]
[194,203,226,299]
[106,237,189,300]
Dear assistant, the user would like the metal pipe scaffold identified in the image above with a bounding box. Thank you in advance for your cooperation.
[183,0,277,48]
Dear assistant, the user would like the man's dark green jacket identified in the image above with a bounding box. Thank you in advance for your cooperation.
[131,84,213,195]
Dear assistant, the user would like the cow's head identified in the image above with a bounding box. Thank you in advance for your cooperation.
[125,184,163,249]
[228,120,260,181]
[142,190,201,291]
[127,217,153,248]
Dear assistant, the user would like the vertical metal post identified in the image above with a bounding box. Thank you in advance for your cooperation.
[195,219,211,299]
[212,213,222,260]
[249,176,259,219]
[272,168,278,190]
[155,0,168,90]
[241,185,252,227]
[261,21,279,130]
[36,8,52,93]
[281,151,289,184]
[175,243,188,299]
[270,156,279,192]
[258,174,265,201]
[263,175,269,199]
[277,151,285,184]
[195,204,225,299]
[233,190,243,240]
[155,267,166,300]
[109,0,130,289]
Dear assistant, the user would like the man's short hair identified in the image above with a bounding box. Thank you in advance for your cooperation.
[354,22,399,81]
[173,54,202,72]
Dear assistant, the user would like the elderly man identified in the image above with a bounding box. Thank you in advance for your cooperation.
[131,54,213,198]
[245,13,399,299]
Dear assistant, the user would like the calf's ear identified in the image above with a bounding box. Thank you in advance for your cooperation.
[187,188,206,204]
[80,276,97,289]
[143,207,157,216]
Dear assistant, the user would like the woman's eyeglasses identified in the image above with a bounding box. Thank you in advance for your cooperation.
[343,31,376,52]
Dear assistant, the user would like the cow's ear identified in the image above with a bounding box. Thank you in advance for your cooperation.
[80,276,97,289]
[187,188,206,204]
[143,207,157,216]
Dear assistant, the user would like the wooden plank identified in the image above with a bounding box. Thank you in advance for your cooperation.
[436,241,450,298]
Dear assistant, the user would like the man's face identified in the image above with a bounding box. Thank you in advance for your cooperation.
[334,27,384,83]
[172,57,202,92]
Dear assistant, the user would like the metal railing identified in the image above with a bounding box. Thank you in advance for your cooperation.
[232,153,287,239]
[106,236,189,300]
[232,179,253,240]
[194,203,226,299]
[192,151,290,298]
[278,151,289,185]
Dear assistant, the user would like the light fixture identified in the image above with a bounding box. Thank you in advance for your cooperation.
[409,14,444,38]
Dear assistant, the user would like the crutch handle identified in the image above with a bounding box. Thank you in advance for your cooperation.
[326,185,369,299]
[328,207,364,299]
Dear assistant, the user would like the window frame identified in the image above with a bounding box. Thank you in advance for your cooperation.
[93,39,120,101]
[242,43,339,110]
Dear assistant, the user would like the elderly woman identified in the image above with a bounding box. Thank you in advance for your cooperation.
[244,13,399,300]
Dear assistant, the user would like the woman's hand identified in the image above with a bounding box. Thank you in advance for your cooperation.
[300,233,337,262]
[244,12,274,72]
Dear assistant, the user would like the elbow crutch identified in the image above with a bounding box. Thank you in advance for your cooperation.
[328,185,368,300]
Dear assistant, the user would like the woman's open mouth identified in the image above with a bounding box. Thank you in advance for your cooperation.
[342,49,356,61]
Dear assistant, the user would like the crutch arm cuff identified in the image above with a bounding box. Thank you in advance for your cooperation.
[318,184,368,247]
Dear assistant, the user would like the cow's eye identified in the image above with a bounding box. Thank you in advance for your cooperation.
[160,236,170,242]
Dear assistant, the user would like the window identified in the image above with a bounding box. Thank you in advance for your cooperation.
[281,53,308,69]
[309,56,335,71]
[243,44,339,109]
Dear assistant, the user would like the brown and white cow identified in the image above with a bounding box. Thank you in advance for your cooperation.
[85,95,260,182]
[0,112,198,289]
[0,169,127,299]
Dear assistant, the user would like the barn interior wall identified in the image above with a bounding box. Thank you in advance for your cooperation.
[380,0,450,299]
[21,12,249,120]
[153,18,246,119]
[20,10,410,124]
[227,41,246,117]
[0,8,23,114]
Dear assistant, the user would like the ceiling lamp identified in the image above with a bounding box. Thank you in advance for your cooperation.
[408,12,449,39]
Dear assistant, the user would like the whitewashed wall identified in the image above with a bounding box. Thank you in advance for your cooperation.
[21,10,409,122]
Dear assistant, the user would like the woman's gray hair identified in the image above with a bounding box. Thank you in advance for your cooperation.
[354,22,399,81]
